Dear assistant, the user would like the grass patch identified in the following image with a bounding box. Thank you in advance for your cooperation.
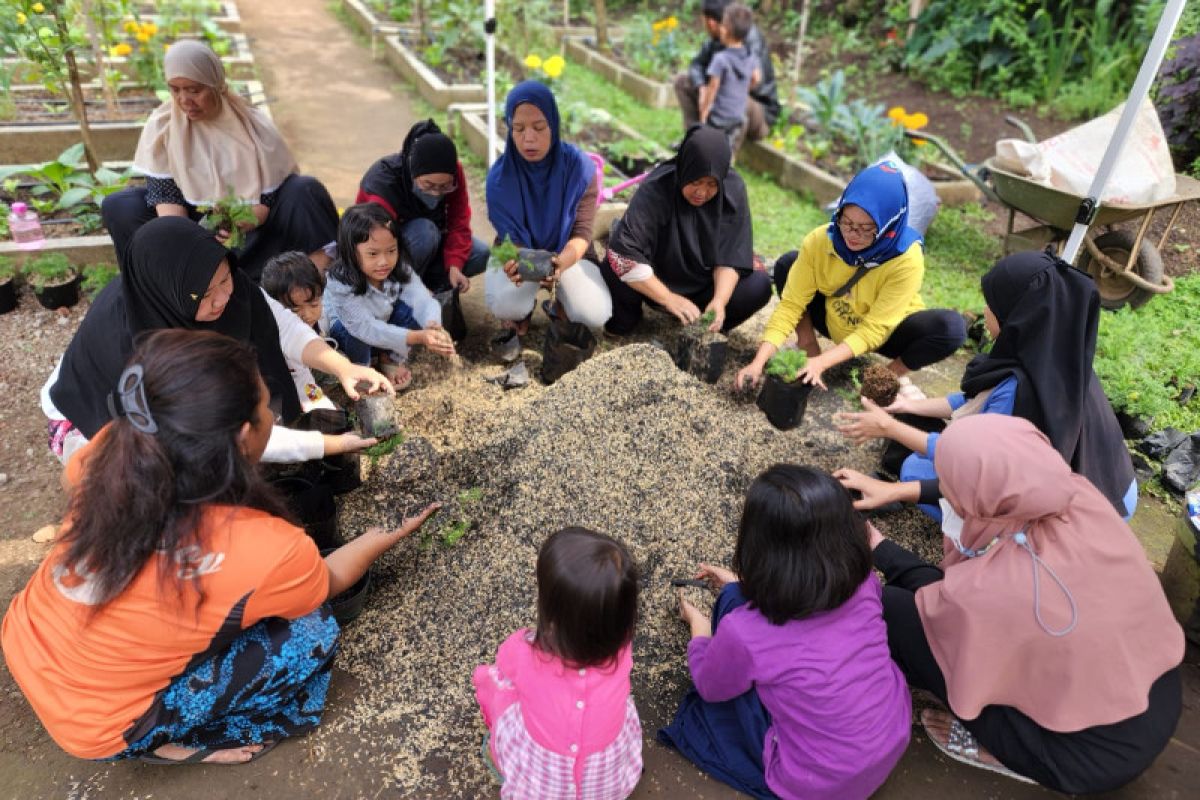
[919,203,1001,313]
[1094,274,1200,434]
[740,170,826,258]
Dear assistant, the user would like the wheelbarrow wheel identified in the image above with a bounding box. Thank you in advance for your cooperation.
[1078,230,1165,311]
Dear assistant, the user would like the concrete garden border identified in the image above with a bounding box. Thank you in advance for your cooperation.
[0,235,116,266]
[340,0,408,46]
[738,139,983,207]
[0,81,268,163]
[562,36,674,109]
[383,33,485,109]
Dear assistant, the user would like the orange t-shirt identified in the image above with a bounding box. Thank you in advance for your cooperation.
[1,433,330,759]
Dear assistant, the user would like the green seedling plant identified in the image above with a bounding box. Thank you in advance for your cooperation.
[0,143,130,214]
[80,262,118,298]
[765,349,809,383]
[457,487,484,504]
[23,252,77,288]
[441,519,470,547]
[694,309,716,327]
[364,432,405,460]
[0,256,16,283]
[490,235,519,268]
[198,190,258,249]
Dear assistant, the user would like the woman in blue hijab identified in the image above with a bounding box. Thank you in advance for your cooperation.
[484,81,612,335]
[735,162,965,391]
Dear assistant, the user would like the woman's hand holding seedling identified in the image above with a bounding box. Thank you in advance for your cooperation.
[323,432,379,456]
[701,305,724,333]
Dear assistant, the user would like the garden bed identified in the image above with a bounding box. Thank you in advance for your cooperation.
[383,32,484,110]
[0,235,115,267]
[339,0,408,42]
[0,81,267,164]
[562,35,675,109]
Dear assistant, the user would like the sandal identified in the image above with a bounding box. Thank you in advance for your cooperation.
[139,740,278,766]
[921,710,1036,784]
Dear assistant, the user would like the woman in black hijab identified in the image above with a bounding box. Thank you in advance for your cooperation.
[602,125,771,335]
[44,217,390,464]
[835,250,1138,521]
[357,119,490,295]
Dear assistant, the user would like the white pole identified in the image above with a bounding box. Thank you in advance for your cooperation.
[1060,0,1186,264]
[485,0,498,168]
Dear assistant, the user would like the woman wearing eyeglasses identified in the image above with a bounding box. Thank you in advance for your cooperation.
[356,119,490,296]
[735,162,965,391]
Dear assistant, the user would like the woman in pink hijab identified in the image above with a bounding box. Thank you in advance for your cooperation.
[870,414,1183,792]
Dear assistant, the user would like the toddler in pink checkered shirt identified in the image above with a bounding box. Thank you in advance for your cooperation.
[473,527,643,799]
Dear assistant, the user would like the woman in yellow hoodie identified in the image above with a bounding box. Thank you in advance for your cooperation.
[735,162,965,390]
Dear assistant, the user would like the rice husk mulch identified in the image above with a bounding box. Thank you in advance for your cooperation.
[320,324,941,796]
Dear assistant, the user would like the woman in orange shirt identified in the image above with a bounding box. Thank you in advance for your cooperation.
[3,329,439,765]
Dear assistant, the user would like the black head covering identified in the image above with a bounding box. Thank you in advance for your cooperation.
[358,119,457,225]
[606,125,753,295]
[51,217,301,437]
[960,250,1134,514]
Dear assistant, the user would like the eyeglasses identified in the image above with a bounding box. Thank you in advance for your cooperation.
[837,217,878,237]
[414,179,457,197]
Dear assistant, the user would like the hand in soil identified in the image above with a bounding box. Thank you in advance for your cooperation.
[795,358,829,390]
[696,563,736,590]
[389,501,443,540]
[421,328,457,357]
[676,589,712,639]
[834,468,900,511]
[324,432,379,456]
[835,397,895,444]
[735,362,764,391]
[341,365,394,399]
[663,293,702,325]
[703,304,725,333]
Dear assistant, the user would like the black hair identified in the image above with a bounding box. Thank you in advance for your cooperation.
[722,3,753,42]
[534,527,639,668]
[328,202,412,295]
[702,0,733,23]
[60,329,293,611]
[261,251,324,308]
[733,465,870,625]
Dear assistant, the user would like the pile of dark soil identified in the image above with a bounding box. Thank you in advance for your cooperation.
[861,363,901,407]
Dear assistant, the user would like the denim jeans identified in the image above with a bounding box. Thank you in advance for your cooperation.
[400,218,490,293]
[329,297,420,365]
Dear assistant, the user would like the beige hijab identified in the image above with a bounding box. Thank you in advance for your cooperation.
[133,40,297,205]
[916,414,1183,732]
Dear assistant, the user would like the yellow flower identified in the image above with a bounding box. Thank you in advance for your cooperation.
[886,106,906,122]
[123,19,139,33]
[16,11,26,24]
[543,55,565,79]
[110,42,132,57]
[135,31,150,42]
[524,53,543,69]
[141,21,157,36]
[31,2,45,12]
[906,111,929,130]
[773,137,785,149]
[666,16,678,29]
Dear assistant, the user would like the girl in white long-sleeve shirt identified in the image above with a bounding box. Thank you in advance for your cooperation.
[324,203,456,390]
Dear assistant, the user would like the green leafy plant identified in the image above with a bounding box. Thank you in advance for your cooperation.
[364,432,405,460]
[23,251,77,288]
[695,309,716,327]
[0,143,129,215]
[1158,33,1200,172]
[795,70,849,132]
[618,13,699,79]
[80,261,118,298]
[490,234,519,267]
[765,349,809,383]
[0,255,16,283]
[197,190,258,249]
[457,487,484,504]
[441,519,470,547]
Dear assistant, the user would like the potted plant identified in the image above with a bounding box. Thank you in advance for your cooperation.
[24,252,80,309]
[80,262,119,300]
[489,235,555,282]
[672,309,727,384]
[756,348,813,430]
[859,364,901,407]
[0,256,17,314]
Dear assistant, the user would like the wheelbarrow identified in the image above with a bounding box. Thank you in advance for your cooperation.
[907,121,1199,309]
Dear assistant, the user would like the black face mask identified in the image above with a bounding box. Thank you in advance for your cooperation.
[412,183,442,210]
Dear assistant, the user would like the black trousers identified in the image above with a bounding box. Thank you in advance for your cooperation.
[601,260,773,336]
[875,540,1183,794]
[772,250,965,370]
[102,174,339,283]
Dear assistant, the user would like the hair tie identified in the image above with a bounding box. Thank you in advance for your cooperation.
[106,364,159,434]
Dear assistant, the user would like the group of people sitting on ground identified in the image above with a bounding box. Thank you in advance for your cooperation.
[0,19,1185,800]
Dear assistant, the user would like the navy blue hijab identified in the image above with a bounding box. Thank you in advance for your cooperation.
[485,81,594,252]
[828,161,922,267]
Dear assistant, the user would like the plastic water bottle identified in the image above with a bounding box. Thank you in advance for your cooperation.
[9,202,45,251]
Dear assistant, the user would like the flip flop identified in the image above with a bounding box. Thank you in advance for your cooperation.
[139,740,278,766]
[921,711,1036,785]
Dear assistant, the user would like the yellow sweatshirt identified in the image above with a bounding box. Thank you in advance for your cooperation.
[763,226,926,356]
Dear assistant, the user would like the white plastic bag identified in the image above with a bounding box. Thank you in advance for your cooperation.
[993,98,1176,205]
[874,151,941,235]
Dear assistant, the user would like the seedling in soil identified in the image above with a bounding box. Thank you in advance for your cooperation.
[515,248,555,281]
[490,235,519,267]
[695,310,716,327]
[23,252,77,288]
[764,349,809,383]
[457,487,484,504]
[364,433,404,460]
[441,519,471,547]
[860,364,901,407]
[198,190,258,249]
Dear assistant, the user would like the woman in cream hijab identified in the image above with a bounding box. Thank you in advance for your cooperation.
[870,414,1183,792]
[102,40,338,282]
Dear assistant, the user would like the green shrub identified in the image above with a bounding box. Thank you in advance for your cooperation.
[0,255,15,282]
[765,348,809,383]
[23,252,76,288]
[81,262,119,298]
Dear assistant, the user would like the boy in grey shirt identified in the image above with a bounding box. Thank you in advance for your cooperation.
[699,4,759,151]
